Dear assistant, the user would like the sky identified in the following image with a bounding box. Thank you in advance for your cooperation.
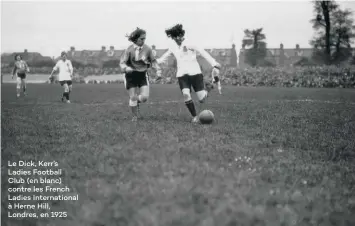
[1,0,355,57]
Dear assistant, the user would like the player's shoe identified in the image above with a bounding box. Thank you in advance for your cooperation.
[191,116,199,124]
[66,100,71,103]
[16,94,20,98]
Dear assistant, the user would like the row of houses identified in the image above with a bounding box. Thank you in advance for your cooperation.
[2,44,355,68]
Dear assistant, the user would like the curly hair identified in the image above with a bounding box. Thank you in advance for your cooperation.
[165,24,185,39]
[126,27,146,43]
[14,54,22,60]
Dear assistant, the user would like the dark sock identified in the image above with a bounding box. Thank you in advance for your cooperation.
[131,106,138,116]
[23,86,26,92]
[185,100,197,117]
[63,92,69,100]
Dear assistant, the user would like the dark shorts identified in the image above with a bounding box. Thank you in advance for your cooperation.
[60,80,73,86]
[178,74,205,92]
[213,76,220,83]
[124,71,149,90]
[17,73,26,79]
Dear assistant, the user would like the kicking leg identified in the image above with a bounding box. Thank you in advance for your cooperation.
[137,85,149,117]
[193,74,209,111]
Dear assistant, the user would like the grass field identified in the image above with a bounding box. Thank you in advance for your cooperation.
[1,83,355,226]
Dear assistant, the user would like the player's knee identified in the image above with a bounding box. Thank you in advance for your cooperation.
[182,89,191,102]
[197,90,207,103]
[63,85,69,92]
[129,98,138,107]
[140,95,148,103]
[16,78,21,88]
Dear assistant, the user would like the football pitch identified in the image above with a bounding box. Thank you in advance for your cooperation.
[1,84,355,226]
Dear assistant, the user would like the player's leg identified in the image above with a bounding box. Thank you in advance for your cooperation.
[128,87,139,121]
[213,76,222,94]
[21,74,27,95]
[16,76,21,97]
[67,81,73,102]
[124,73,139,121]
[62,82,70,103]
[193,74,208,103]
[179,75,198,122]
[137,73,149,103]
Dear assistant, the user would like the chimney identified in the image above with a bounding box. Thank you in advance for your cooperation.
[280,43,284,49]
[296,44,300,49]
[24,49,28,53]
[101,46,106,51]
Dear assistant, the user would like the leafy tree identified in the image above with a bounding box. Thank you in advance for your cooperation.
[310,0,339,64]
[242,28,267,67]
[310,1,355,64]
[331,8,355,63]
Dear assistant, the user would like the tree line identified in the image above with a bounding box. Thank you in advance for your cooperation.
[242,0,355,67]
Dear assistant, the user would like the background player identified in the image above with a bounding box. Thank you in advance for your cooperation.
[120,27,162,122]
[156,24,221,123]
[49,51,74,103]
[212,66,222,94]
[12,54,30,97]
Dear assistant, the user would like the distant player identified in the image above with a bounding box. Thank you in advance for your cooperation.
[212,67,222,94]
[120,27,162,122]
[49,52,73,103]
[12,54,30,97]
[156,24,221,123]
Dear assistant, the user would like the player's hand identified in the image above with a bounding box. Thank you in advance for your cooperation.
[125,67,133,73]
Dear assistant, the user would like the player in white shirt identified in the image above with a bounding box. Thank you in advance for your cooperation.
[156,24,221,123]
[49,52,74,103]
[212,67,222,94]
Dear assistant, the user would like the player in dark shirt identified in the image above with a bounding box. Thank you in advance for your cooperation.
[120,27,162,121]
[12,54,30,97]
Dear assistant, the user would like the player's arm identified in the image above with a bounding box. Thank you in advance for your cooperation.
[68,60,74,77]
[156,49,172,65]
[119,48,133,73]
[194,46,221,82]
[25,61,30,73]
[147,48,162,77]
[194,46,221,69]
[12,64,17,79]
[49,62,58,79]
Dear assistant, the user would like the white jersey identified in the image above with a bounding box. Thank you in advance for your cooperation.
[53,59,73,81]
[157,40,219,78]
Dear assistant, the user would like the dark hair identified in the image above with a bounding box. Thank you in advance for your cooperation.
[61,51,67,57]
[14,54,22,60]
[126,27,146,43]
[165,24,185,39]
